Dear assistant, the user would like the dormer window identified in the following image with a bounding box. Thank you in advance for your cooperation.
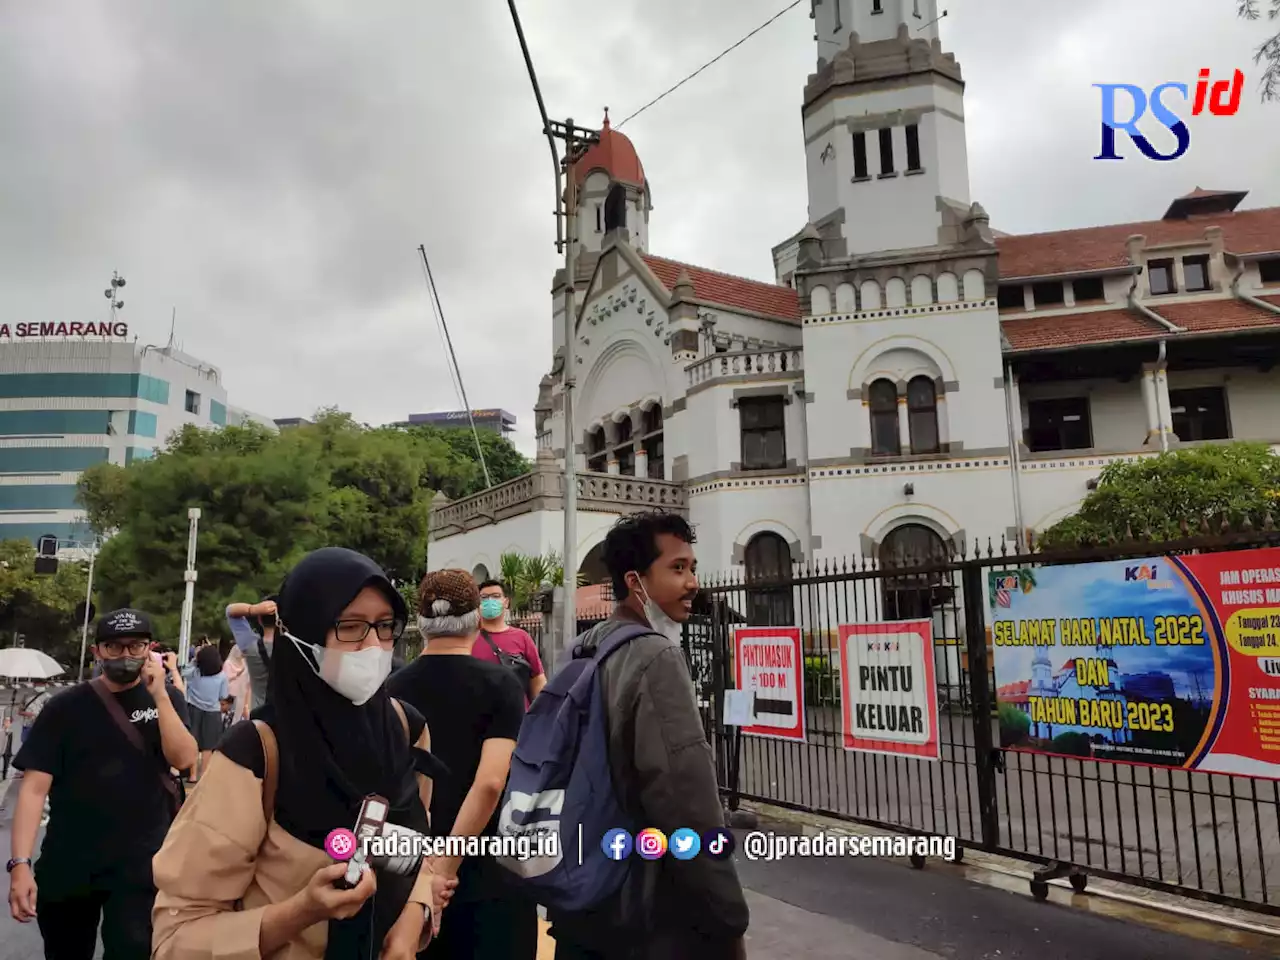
[872,0,883,12]
[1072,277,1105,303]
[1261,259,1280,285]
[1183,255,1210,292]
[1148,259,1175,296]
[1031,281,1065,308]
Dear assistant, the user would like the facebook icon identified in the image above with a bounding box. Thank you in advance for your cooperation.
[601,828,634,861]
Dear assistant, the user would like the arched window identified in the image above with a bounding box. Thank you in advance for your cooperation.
[744,532,795,626]
[907,376,940,454]
[604,183,627,233]
[471,564,490,583]
[585,427,607,473]
[640,404,664,479]
[868,379,900,456]
[613,417,635,475]
[879,524,949,620]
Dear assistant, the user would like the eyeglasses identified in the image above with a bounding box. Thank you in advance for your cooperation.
[333,619,405,645]
[99,640,150,658]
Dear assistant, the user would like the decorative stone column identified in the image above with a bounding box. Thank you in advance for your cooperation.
[897,390,911,452]
[1140,364,1160,444]
[1155,363,1176,443]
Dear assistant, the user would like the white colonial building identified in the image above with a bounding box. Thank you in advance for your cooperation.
[429,0,1280,588]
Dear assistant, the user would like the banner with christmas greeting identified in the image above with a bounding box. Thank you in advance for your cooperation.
[991,547,1280,778]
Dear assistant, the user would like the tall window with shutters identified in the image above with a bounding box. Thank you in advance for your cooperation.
[907,376,940,454]
[868,379,900,456]
[738,397,787,470]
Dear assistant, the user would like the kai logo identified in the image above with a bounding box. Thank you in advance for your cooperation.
[1124,564,1160,582]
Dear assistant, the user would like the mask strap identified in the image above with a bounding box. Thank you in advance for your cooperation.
[282,628,324,677]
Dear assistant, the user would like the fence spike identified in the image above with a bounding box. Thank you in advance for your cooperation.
[984,536,993,559]
[1200,515,1212,535]
[1179,516,1190,536]
[1241,514,1255,532]
[1265,510,1276,532]
[999,534,1008,557]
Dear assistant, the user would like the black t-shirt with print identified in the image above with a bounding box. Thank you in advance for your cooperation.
[386,654,524,902]
[15,681,191,895]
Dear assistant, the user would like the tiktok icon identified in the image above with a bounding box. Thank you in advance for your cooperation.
[701,828,736,861]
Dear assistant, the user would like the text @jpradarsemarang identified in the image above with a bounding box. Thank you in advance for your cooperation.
[742,831,957,862]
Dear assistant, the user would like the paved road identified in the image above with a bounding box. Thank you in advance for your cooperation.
[731,823,1273,960]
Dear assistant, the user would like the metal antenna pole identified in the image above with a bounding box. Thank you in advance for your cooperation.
[418,244,492,488]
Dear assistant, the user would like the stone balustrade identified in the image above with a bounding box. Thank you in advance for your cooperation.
[430,461,687,539]
[686,347,803,387]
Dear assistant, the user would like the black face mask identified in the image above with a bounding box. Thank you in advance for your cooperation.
[100,656,146,685]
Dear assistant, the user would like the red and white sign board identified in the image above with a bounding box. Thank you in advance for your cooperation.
[733,627,806,742]
[838,621,939,760]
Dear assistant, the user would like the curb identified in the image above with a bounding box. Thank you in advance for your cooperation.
[741,800,1280,952]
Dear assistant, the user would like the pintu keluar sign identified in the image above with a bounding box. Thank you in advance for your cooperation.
[838,620,940,760]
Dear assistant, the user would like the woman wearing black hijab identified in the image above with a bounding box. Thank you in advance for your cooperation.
[151,547,454,960]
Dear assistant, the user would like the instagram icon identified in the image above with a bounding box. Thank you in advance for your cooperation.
[635,828,668,860]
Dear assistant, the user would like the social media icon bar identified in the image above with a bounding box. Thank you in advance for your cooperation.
[601,828,633,861]
[669,828,701,860]
[635,827,668,860]
[702,827,735,860]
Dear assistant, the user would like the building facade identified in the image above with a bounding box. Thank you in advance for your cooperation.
[397,409,516,437]
[428,0,1280,590]
[0,334,272,552]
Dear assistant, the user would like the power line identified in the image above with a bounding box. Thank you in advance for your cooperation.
[416,244,492,489]
[616,0,807,129]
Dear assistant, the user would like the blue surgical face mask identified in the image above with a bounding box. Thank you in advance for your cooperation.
[479,598,504,621]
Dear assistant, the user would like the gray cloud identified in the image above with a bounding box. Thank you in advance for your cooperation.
[2,1,1275,455]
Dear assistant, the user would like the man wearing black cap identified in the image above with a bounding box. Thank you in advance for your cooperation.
[7,608,198,959]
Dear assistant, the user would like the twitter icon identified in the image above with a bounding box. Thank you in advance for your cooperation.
[669,828,701,860]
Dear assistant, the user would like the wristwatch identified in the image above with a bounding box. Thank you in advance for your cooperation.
[6,857,31,873]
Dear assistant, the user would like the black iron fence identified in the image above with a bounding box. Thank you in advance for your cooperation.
[686,520,1280,915]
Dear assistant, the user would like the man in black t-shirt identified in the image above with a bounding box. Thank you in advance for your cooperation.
[387,569,533,960]
[7,608,198,960]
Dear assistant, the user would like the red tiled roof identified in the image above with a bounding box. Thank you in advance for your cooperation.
[996,206,1280,280]
[997,679,1030,704]
[1157,298,1280,334]
[640,253,801,325]
[1001,308,1165,352]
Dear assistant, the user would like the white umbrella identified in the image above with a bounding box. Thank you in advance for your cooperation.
[0,648,65,681]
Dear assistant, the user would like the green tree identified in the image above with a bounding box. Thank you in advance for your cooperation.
[75,409,526,643]
[1240,0,1280,100]
[1038,443,1280,548]
[0,540,91,670]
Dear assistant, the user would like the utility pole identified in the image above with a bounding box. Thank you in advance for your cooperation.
[548,117,600,654]
[177,507,201,664]
[504,0,598,656]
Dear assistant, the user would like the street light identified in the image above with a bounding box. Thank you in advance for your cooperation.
[177,507,201,665]
[33,537,100,681]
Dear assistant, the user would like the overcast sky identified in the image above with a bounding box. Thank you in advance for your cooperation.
[2,1,1276,455]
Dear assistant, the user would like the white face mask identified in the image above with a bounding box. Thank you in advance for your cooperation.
[634,577,683,644]
[284,630,393,706]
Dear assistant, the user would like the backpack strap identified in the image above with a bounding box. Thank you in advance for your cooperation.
[252,720,279,824]
[567,623,656,701]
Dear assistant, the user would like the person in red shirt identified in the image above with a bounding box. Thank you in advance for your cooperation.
[472,580,547,707]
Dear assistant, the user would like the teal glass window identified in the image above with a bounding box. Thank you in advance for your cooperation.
[128,410,157,438]
[0,484,80,510]
[0,447,109,473]
[0,410,111,436]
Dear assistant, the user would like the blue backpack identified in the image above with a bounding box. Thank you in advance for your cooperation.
[494,621,654,912]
